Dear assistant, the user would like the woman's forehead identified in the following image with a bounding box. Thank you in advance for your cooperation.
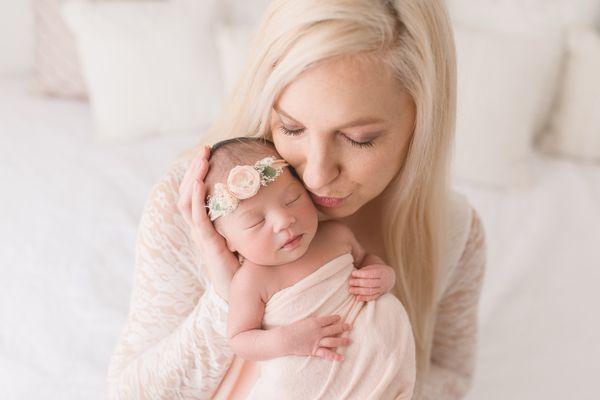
[273,58,403,127]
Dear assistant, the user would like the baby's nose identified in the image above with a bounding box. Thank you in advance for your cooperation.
[274,213,296,232]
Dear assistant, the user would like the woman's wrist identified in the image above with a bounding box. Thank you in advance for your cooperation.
[201,255,238,303]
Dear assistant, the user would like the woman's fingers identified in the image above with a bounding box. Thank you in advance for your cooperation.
[179,146,210,200]
[179,156,202,198]
[191,160,209,226]
[178,147,211,225]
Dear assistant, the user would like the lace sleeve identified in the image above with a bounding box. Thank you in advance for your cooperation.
[422,208,487,400]
[106,159,234,399]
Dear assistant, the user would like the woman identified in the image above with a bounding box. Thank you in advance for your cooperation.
[107,0,486,399]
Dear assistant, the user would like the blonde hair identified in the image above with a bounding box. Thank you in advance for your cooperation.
[192,1,457,397]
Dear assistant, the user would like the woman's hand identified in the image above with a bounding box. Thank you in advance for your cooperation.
[348,263,396,302]
[282,314,353,361]
[177,145,240,301]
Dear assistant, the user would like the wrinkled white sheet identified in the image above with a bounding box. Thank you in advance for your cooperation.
[1,74,599,399]
[0,74,204,399]
[455,155,600,399]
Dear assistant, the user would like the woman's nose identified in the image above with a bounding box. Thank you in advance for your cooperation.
[273,211,296,233]
[301,140,340,192]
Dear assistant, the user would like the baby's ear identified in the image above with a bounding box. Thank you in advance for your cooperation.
[226,239,236,253]
[215,225,236,253]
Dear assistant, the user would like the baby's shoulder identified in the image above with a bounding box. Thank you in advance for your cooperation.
[231,260,271,302]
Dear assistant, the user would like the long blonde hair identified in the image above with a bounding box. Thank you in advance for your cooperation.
[195,1,457,397]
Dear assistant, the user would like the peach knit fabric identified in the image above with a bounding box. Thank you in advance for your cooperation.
[106,153,486,399]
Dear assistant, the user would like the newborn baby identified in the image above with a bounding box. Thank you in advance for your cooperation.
[205,137,416,400]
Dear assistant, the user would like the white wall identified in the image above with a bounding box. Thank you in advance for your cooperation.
[0,1,34,75]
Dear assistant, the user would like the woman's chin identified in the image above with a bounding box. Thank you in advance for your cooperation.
[315,203,358,220]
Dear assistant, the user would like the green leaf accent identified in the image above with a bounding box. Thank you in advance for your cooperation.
[263,166,277,178]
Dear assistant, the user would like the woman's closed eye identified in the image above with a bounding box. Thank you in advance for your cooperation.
[279,126,375,149]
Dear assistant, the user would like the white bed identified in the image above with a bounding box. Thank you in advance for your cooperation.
[1,70,599,400]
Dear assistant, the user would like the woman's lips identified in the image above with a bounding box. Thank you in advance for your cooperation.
[280,234,303,250]
[309,192,350,208]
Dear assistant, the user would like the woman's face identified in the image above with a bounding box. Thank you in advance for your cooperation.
[270,55,416,219]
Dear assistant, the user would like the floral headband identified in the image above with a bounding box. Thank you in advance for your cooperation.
[206,156,289,221]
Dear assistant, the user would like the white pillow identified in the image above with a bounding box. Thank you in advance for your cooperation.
[33,0,88,100]
[448,0,600,138]
[62,0,223,143]
[447,0,600,34]
[538,28,600,162]
[453,25,563,189]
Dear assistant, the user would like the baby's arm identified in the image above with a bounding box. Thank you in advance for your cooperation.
[227,264,288,361]
[227,262,352,362]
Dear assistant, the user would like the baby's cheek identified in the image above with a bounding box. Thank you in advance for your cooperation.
[241,232,278,264]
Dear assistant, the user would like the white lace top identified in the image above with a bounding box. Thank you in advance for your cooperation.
[106,154,486,400]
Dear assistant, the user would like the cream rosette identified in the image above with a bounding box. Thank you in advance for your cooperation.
[206,156,289,221]
[227,165,261,199]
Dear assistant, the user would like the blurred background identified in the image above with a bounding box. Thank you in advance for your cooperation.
[1,1,599,399]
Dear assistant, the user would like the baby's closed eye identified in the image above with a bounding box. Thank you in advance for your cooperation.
[245,219,265,229]
[286,193,302,206]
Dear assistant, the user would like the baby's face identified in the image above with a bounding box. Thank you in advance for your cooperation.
[215,169,319,266]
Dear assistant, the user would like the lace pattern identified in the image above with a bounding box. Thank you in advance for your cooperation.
[422,209,487,399]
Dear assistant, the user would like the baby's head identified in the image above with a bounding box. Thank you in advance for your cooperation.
[205,137,318,266]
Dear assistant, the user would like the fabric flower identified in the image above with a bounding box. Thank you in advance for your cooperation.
[227,165,261,199]
[207,183,239,221]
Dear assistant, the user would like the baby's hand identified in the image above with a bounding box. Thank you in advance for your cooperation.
[348,264,396,302]
[283,315,353,362]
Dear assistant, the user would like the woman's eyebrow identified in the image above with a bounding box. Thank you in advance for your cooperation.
[274,105,385,130]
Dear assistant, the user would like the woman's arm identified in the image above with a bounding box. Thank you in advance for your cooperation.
[422,208,487,400]
[106,160,235,400]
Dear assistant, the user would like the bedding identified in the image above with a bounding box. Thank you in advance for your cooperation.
[1,74,599,399]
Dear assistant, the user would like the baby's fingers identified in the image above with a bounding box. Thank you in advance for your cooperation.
[319,336,352,349]
[314,347,345,362]
[349,286,381,296]
[321,322,351,338]
[355,294,381,302]
[348,277,380,288]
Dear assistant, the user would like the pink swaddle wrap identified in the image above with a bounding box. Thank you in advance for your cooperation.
[213,252,416,399]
